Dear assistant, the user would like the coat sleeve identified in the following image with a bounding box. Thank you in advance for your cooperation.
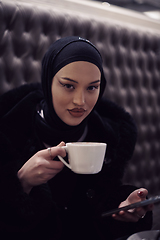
[0,121,59,237]
[0,84,60,236]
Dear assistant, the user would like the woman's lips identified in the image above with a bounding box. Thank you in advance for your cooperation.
[68,108,86,118]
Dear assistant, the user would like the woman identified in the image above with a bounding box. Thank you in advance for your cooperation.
[0,36,153,240]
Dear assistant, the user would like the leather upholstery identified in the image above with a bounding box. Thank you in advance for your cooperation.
[0,0,160,229]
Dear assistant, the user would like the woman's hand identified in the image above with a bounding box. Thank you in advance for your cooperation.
[112,188,153,222]
[17,142,66,194]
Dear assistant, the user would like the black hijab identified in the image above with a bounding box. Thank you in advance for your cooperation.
[36,36,106,146]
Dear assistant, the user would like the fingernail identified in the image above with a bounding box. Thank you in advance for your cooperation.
[138,191,144,197]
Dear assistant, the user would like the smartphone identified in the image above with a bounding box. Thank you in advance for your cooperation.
[101,195,160,218]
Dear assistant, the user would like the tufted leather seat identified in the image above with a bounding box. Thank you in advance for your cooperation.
[0,0,160,230]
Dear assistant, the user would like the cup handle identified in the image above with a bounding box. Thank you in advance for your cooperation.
[57,146,71,169]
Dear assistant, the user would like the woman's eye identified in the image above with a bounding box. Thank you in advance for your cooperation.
[65,84,74,89]
[87,86,99,91]
[59,81,74,90]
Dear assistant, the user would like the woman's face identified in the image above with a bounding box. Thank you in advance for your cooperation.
[51,61,101,126]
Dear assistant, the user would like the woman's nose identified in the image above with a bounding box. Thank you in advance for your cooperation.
[73,90,85,106]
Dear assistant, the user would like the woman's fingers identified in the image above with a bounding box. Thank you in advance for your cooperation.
[45,158,64,171]
[112,206,147,222]
[137,188,148,200]
[57,141,66,147]
[39,143,66,160]
[113,188,153,222]
[112,210,143,222]
[51,142,66,158]
[18,144,67,194]
[127,188,148,204]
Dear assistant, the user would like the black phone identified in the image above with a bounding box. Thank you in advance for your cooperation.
[101,195,160,218]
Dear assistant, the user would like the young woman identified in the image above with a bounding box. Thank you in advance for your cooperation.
[0,36,153,240]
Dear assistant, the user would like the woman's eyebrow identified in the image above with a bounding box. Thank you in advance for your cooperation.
[90,80,101,84]
[61,77,100,84]
[61,77,78,83]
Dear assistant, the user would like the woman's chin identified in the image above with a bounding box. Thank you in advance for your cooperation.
[64,117,85,126]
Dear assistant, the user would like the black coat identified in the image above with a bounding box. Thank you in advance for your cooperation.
[0,83,152,240]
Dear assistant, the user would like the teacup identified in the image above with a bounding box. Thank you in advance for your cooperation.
[58,142,107,174]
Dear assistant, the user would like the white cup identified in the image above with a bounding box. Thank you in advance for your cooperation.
[58,142,107,174]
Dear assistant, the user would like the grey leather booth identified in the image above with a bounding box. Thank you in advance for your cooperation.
[0,0,160,230]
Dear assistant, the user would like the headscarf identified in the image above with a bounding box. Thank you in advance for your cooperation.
[36,36,106,146]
